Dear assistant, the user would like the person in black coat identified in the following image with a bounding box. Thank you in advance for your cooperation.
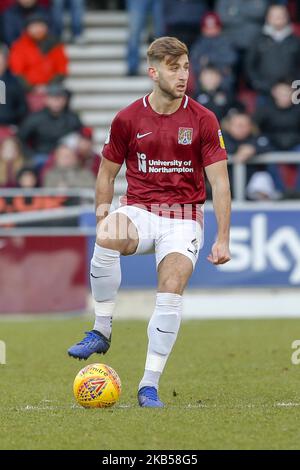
[190,12,237,92]
[222,110,272,193]
[3,0,50,46]
[18,83,82,167]
[254,81,300,151]
[194,65,244,121]
[245,4,300,94]
[254,81,300,193]
[0,43,27,126]
[223,111,272,163]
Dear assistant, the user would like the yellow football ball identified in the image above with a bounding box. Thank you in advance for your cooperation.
[73,363,121,408]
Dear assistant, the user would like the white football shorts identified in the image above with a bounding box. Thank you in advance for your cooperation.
[112,205,204,269]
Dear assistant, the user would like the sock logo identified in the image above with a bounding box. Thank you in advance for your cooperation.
[156,327,175,334]
[90,273,110,278]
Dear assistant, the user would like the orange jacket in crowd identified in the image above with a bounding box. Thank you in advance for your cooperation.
[9,32,68,87]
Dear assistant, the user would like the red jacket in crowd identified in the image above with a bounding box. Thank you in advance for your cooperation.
[9,32,68,87]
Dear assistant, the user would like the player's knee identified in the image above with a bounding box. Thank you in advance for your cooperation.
[96,236,137,255]
[96,236,118,251]
[121,238,138,256]
[158,277,183,294]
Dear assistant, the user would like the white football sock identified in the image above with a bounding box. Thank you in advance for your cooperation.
[90,243,121,339]
[139,293,182,391]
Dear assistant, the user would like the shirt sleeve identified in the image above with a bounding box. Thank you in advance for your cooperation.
[101,112,129,165]
[200,111,227,167]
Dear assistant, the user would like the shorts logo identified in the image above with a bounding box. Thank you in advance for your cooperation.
[218,129,225,149]
[137,152,147,173]
[178,127,193,145]
[187,238,199,257]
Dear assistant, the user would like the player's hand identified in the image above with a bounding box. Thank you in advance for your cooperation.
[207,241,231,265]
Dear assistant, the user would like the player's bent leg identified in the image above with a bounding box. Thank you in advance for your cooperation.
[138,253,193,407]
[68,213,139,360]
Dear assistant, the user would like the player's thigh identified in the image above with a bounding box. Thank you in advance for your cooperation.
[96,211,139,255]
[113,206,156,256]
[157,252,193,295]
[156,219,203,294]
[96,206,156,256]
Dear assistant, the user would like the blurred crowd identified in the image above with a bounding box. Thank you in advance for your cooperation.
[0,0,300,200]
[0,0,98,192]
[126,0,300,200]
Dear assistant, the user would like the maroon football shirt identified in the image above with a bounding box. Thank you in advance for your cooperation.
[102,94,227,221]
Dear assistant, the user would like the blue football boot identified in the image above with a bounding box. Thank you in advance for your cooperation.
[68,330,110,360]
[138,386,164,408]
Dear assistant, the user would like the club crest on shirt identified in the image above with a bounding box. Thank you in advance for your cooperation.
[178,127,193,145]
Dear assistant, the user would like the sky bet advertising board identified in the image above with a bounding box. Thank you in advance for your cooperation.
[84,207,300,289]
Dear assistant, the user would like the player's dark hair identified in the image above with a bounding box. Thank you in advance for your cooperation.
[147,37,188,65]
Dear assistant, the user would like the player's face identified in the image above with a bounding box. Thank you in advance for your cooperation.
[152,54,189,99]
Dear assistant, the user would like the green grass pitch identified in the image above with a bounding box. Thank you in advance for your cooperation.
[0,317,299,450]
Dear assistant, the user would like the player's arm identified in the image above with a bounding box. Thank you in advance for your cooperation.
[95,155,122,226]
[205,160,231,265]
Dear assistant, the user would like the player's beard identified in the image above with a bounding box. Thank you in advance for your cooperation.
[157,77,186,100]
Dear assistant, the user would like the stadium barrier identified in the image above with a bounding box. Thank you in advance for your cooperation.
[231,151,300,200]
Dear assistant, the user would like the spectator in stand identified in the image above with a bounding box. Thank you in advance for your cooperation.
[190,12,237,92]
[222,110,272,191]
[0,136,25,187]
[9,12,68,91]
[255,81,300,151]
[43,144,95,188]
[254,81,300,193]
[77,127,100,176]
[51,0,86,44]
[245,4,300,95]
[18,83,82,168]
[194,65,244,121]
[0,43,27,129]
[44,127,100,178]
[164,0,208,50]
[0,0,15,42]
[16,166,39,188]
[2,0,50,47]
[126,0,165,76]
[223,111,271,164]
[60,127,100,175]
[215,0,268,51]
